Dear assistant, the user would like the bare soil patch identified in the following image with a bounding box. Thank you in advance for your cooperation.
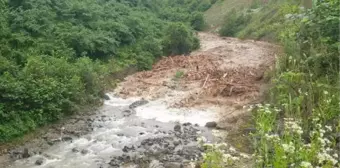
[117,32,279,132]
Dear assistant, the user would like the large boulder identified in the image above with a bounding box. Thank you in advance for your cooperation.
[35,158,44,165]
[205,122,217,128]
[22,148,30,158]
[129,99,149,109]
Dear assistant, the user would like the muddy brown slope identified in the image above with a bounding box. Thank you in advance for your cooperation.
[117,32,279,130]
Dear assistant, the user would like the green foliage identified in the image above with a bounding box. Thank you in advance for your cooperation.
[215,0,340,167]
[0,0,206,142]
[218,1,301,41]
[163,23,200,55]
[191,12,206,31]
[250,0,340,167]
[219,9,251,37]
[173,70,185,81]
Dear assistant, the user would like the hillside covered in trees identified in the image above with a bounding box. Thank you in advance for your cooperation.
[0,0,217,142]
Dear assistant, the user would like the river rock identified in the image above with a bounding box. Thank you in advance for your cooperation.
[122,109,135,117]
[35,158,44,165]
[182,122,192,126]
[205,122,217,128]
[109,159,120,167]
[62,136,73,142]
[173,140,181,146]
[122,145,135,153]
[129,99,149,109]
[103,94,110,100]
[149,160,164,168]
[81,149,89,155]
[22,148,30,158]
[174,124,181,132]
[72,147,80,153]
[164,162,183,168]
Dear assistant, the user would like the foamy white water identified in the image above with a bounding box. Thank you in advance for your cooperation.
[9,95,217,168]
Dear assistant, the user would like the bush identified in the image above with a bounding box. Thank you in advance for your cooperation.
[163,23,200,55]
[191,12,206,31]
[219,9,251,37]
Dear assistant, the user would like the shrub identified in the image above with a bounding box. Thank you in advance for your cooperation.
[173,70,184,81]
[191,12,206,31]
[163,23,200,55]
[219,9,251,37]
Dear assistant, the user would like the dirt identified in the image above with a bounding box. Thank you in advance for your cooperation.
[0,32,279,168]
[117,32,279,132]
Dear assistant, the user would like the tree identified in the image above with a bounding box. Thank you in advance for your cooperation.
[163,23,200,55]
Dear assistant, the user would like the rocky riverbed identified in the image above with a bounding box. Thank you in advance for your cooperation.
[3,94,219,168]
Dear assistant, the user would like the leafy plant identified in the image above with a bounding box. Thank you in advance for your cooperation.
[163,23,200,55]
[173,70,185,81]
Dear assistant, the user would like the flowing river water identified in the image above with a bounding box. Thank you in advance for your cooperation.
[3,32,279,168]
[7,93,218,168]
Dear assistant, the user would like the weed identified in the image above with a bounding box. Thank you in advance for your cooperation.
[173,70,185,81]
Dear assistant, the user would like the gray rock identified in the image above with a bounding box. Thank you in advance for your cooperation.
[22,148,30,158]
[205,122,217,128]
[103,94,110,100]
[123,109,135,117]
[62,136,73,142]
[174,124,181,132]
[164,162,183,168]
[109,159,120,167]
[243,128,257,134]
[72,147,80,153]
[173,140,181,146]
[129,99,149,109]
[81,149,89,155]
[35,158,44,165]
[47,139,61,146]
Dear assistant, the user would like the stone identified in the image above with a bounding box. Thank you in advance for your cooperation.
[164,162,183,168]
[174,124,181,132]
[243,128,257,134]
[123,109,135,117]
[62,136,73,142]
[122,146,135,153]
[205,122,217,128]
[129,99,149,109]
[72,147,80,153]
[81,149,89,155]
[103,94,110,100]
[22,148,30,158]
[173,140,181,146]
[117,133,124,137]
[182,122,192,126]
[109,159,120,167]
[35,158,44,165]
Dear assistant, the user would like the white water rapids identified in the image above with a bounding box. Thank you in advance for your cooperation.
[8,94,218,168]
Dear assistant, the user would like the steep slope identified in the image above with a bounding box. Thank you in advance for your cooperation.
[204,0,252,32]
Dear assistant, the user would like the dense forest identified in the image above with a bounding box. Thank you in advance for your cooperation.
[0,0,217,142]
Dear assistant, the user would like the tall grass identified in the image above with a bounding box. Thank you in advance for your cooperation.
[252,0,340,167]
